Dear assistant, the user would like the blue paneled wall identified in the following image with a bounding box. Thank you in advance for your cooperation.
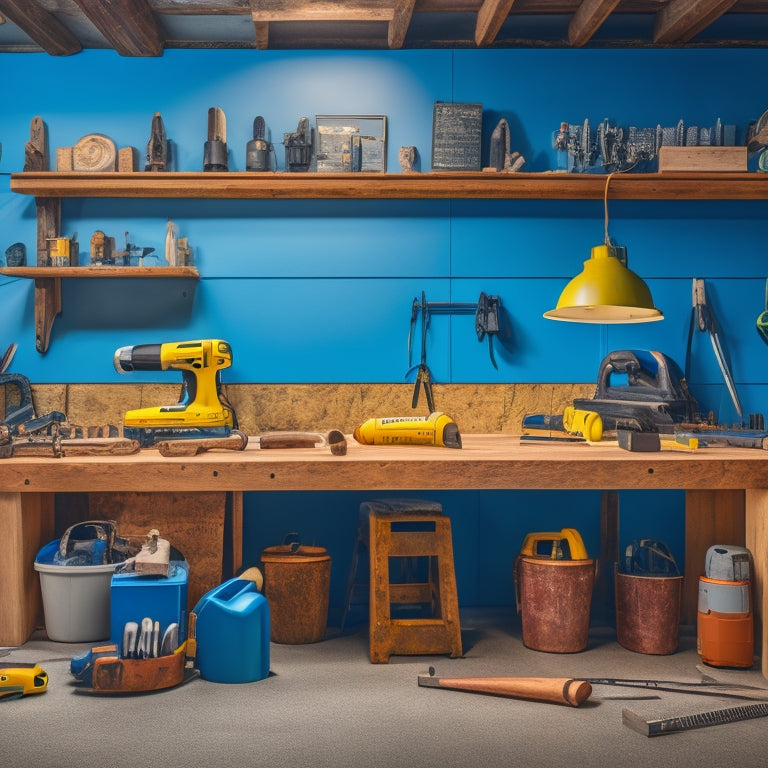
[1,49,766,619]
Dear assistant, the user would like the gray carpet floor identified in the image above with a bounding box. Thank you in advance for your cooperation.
[2,609,767,768]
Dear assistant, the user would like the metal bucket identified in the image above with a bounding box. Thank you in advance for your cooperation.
[515,557,595,653]
[614,566,683,655]
[261,540,331,644]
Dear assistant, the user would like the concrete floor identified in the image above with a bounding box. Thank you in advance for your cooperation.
[2,609,767,768]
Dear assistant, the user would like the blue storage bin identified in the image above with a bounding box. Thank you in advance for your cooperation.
[110,560,189,647]
[192,577,270,684]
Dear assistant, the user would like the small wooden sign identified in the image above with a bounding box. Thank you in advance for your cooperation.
[658,146,747,172]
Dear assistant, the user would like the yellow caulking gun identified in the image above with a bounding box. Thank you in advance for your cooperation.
[114,339,237,447]
[353,412,461,448]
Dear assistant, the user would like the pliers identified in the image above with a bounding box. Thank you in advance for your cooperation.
[411,362,435,413]
[687,278,743,423]
[407,291,436,413]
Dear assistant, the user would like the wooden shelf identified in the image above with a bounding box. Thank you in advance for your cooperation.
[0,265,198,279]
[10,171,768,200]
[0,265,198,354]
[10,169,767,355]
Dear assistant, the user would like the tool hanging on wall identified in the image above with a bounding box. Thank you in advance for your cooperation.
[686,278,743,424]
[757,278,768,347]
[407,291,436,412]
[408,291,501,380]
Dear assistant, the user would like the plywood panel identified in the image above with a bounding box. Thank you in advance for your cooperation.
[0,492,54,646]
[683,489,745,623]
[56,491,229,613]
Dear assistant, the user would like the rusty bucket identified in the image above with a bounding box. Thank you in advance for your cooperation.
[261,540,331,644]
[615,565,683,655]
[515,557,596,653]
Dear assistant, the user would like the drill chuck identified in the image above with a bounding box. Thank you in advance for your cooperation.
[114,344,162,373]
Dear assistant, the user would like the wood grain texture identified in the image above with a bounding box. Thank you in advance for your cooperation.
[56,491,230,613]
[1,436,765,494]
[72,0,164,56]
[475,0,516,46]
[745,489,768,677]
[653,0,739,43]
[683,489,746,624]
[568,0,622,47]
[250,0,394,21]
[0,0,81,55]
[0,492,54,646]
[389,0,417,47]
[12,172,768,201]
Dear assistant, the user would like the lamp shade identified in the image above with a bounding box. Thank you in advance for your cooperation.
[544,244,663,324]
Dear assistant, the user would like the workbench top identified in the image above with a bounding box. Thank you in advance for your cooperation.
[1,434,766,493]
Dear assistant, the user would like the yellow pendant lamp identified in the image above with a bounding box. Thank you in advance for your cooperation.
[544,173,663,324]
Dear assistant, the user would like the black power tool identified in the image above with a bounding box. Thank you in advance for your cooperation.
[573,350,700,433]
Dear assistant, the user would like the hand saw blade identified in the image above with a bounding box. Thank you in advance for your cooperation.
[623,701,768,736]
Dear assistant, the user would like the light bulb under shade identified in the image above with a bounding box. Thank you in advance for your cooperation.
[544,244,663,324]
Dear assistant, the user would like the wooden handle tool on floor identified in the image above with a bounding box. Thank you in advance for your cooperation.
[418,667,592,707]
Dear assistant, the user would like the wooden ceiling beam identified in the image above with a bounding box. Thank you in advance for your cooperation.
[568,0,622,47]
[250,1,395,22]
[654,0,740,43]
[475,0,517,46]
[72,0,164,56]
[0,0,81,55]
[254,20,269,49]
[389,0,417,47]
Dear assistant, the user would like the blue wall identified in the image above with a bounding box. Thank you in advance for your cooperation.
[1,49,766,620]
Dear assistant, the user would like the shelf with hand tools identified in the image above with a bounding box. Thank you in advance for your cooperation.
[7,170,768,354]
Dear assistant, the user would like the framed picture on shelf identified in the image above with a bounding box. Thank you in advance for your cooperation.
[315,115,387,173]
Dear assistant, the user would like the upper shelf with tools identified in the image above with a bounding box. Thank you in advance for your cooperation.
[8,171,768,200]
[6,169,768,355]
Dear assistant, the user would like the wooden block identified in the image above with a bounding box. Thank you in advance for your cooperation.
[118,146,135,172]
[56,146,73,171]
[658,146,747,172]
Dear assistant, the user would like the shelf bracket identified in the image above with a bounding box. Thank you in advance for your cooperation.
[34,277,61,354]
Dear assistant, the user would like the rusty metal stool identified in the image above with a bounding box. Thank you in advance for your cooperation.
[343,498,462,663]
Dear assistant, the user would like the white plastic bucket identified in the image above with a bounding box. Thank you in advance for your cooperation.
[34,540,118,642]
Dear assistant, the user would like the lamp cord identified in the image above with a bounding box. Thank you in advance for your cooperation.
[603,171,615,246]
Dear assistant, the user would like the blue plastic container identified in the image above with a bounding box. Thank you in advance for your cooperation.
[192,577,270,684]
[110,560,189,647]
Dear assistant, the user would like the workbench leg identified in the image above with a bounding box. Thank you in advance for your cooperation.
[231,491,243,575]
[745,489,768,680]
[0,492,54,647]
[683,489,745,626]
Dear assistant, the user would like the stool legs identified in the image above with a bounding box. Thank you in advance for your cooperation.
[368,513,462,663]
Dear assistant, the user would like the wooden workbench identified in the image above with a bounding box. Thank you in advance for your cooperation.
[1,435,766,676]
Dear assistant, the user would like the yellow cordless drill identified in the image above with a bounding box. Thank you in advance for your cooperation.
[114,339,237,447]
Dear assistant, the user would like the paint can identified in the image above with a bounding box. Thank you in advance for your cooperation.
[261,535,331,644]
[514,528,595,653]
[615,567,683,654]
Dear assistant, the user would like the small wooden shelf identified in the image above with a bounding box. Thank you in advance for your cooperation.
[0,265,199,279]
[10,170,768,200]
[0,265,199,354]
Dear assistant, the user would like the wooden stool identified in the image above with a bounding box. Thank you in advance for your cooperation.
[345,499,463,663]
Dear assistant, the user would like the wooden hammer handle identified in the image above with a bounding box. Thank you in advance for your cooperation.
[418,674,592,707]
[157,430,248,457]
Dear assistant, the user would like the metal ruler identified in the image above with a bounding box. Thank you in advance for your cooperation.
[623,702,768,736]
